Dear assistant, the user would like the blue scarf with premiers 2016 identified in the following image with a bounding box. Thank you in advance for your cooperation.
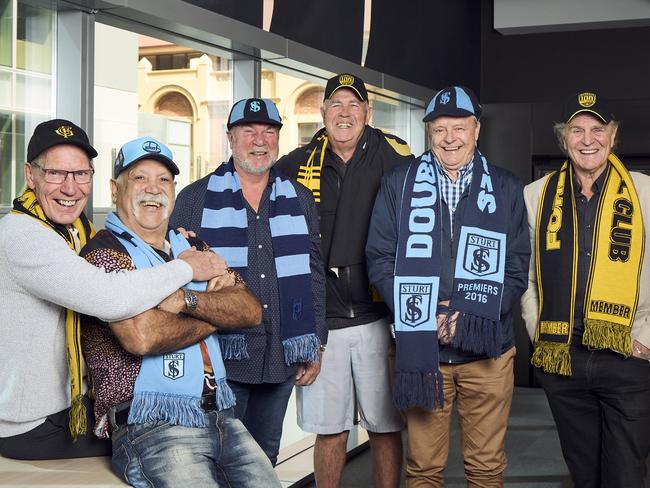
[393,149,507,410]
[105,212,235,427]
[199,159,319,365]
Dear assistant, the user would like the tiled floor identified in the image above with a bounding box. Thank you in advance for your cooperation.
[300,386,573,487]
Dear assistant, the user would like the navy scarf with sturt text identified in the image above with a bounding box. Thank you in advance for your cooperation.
[393,149,508,410]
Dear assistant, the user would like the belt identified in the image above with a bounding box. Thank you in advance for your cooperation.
[113,394,219,427]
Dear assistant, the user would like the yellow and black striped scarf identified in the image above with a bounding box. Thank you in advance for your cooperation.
[11,188,95,438]
[296,133,329,203]
[532,154,644,375]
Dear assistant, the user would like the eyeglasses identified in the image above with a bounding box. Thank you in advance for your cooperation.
[31,163,94,184]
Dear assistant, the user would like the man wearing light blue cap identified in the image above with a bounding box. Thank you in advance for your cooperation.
[80,136,279,487]
[170,99,327,466]
[367,86,530,487]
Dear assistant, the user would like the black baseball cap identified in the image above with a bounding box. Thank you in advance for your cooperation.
[227,98,283,130]
[423,86,482,123]
[324,73,368,102]
[563,91,612,124]
[114,137,180,179]
[27,119,98,162]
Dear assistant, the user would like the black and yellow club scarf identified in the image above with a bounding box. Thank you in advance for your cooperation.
[11,188,95,439]
[532,154,644,375]
[296,132,329,203]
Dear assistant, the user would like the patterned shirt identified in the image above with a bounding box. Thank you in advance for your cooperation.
[435,157,474,233]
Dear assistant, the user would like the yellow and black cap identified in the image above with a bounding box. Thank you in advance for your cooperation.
[27,119,98,162]
[324,73,368,102]
[564,91,612,124]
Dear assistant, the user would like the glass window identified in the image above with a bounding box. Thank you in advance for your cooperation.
[260,66,326,158]
[0,0,12,67]
[93,22,233,214]
[0,0,54,209]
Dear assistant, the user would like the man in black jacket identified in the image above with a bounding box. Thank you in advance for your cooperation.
[277,73,412,488]
[366,86,530,487]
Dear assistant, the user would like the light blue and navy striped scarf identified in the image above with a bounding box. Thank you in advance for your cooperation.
[392,149,507,410]
[105,212,235,428]
[200,159,319,365]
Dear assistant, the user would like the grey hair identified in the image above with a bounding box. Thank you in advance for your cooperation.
[553,119,620,154]
[29,146,95,169]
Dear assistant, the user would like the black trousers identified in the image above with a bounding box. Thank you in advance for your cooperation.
[0,395,111,460]
[537,345,650,488]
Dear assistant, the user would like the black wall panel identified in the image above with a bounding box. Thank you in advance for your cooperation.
[270,0,364,64]
[182,0,264,28]
[365,0,480,93]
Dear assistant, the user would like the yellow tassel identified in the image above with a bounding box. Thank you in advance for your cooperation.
[583,319,632,356]
[531,341,572,376]
[69,394,87,440]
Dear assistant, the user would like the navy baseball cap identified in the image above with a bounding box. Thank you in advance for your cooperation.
[563,91,612,124]
[423,86,482,123]
[227,98,283,130]
[27,119,98,162]
[113,137,179,179]
[324,73,368,102]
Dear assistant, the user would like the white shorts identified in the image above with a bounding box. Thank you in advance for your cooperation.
[297,317,404,434]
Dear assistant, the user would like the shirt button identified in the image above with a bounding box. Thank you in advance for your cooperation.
[586,252,591,257]
[263,304,268,309]
[258,244,263,249]
[256,215,260,220]
[261,274,265,278]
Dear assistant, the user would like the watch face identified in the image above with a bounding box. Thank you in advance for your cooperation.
[184,289,198,310]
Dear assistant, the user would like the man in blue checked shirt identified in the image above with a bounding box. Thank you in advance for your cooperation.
[170,98,326,467]
[367,86,530,487]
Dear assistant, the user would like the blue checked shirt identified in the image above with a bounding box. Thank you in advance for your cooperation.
[434,157,473,234]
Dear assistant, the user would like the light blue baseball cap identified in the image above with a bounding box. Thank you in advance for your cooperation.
[114,137,180,178]
[423,86,482,123]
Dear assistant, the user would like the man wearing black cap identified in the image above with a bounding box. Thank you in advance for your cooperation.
[170,98,326,467]
[367,86,530,487]
[277,74,412,488]
[0,120,225,460]
[522,91,650,488]
[79,137,279,487]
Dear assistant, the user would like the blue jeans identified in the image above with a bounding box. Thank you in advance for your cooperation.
[228,376,295,466]
[110,408,279,488]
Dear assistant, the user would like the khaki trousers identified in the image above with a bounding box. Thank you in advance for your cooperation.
[404,347,515,488]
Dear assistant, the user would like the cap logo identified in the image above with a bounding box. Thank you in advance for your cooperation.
[578,92,596,108]
[142,140,161,153]
[55,126,74,139]
[440,91,451,105]
[249,100,261,113]
[339,74,354,86]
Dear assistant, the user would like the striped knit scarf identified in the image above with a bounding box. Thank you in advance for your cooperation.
[11,188,94,439]
[296,132,328,203]
[393,149,507,410]
[105,213,235,427]
[532,155,644,375]
[200,159,319,365]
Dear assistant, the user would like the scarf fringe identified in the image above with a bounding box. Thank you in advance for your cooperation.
[452,312,501,357]
[583,319,632,356]
[218,334,249,360]
[215,378,237,411]
[531,341,572,376]
[128,392,206,428]
[393,370,444,411]
[283,333,320,365]
[69,394,87,440]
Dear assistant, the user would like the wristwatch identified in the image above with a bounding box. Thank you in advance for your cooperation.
[183,289,198,311]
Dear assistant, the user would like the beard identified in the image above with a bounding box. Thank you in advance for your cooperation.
[233,153,277,175]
